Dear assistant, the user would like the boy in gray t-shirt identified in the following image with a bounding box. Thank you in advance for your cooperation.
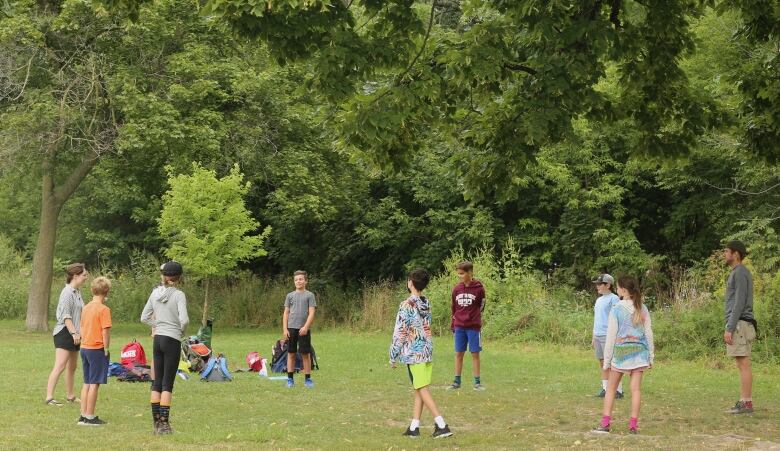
[282,270,317,388]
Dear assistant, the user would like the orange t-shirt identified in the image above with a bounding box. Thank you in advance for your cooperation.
[79,300,112,349]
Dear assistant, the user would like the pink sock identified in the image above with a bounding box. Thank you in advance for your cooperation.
[629,417,638,429]
[601,416,611,428]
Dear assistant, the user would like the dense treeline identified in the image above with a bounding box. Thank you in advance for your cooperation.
[1,0,780,325]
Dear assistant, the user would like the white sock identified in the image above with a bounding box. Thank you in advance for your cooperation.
[617,382,623,393]
[410,419,420,431]
[434,416,446,428]
[601,380,607,390]
[85,414,95,420]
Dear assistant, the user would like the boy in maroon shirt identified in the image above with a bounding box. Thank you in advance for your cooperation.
[447,261,486,391]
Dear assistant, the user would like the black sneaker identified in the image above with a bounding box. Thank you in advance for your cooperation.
[591,425,610,434]
[616,391,625,399]
[402,427,420,437]
[76,416,88,426]
[159,420,174,434]
[89,417,107,426]
[595,388,606,398]
[433,424,453,439]
[446,383,460,390]
[728,400,754,414]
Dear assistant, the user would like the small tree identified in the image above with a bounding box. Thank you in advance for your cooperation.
[158,163,270,325]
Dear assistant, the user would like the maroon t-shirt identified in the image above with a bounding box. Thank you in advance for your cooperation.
[451,280,486,331]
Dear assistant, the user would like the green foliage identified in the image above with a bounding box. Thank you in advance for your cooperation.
[159,163,271,279]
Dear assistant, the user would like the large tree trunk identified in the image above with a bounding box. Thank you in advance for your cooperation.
[25,153,99,332]
[26,165,61,332]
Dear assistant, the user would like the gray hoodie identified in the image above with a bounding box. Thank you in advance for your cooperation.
[141,285,189,341]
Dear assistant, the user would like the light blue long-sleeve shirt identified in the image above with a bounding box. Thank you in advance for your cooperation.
[593,293,619,336]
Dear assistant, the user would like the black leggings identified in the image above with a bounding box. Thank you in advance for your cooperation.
[151,335,181,393]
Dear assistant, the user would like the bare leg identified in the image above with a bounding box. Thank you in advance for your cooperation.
[79,384,88,415]
[150,391,161,403]
[65,351,78,399]
[602,370,624,417]
[599,359,609,382]
[413,390,423,421]
[301,353,312,375]
[287,352,296,375]
[736,357,753,399]
[454,352,465,380]
[161,391,172,405]
[84,385,99,416]
[46,349,70,400]
[471,352,480,378]
[417,386,442,418]
[630,371,643,418]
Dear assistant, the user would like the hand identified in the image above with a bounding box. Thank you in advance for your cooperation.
[724,331,733,345]
[300,327,309,336]
[104,350,110,361]
[283,329,290,339]
[591,336,596,347]
[72,334,81,345]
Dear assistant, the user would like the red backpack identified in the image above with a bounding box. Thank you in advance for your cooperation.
[120,339,147,368]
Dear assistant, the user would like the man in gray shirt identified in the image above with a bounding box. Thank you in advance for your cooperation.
[282,270,317,388]
[723,240,756,414]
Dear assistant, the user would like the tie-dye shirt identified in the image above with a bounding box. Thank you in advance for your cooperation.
[603,299,655,371]
[389,295,433,365]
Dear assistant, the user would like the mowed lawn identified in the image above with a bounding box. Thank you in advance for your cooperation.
[3,320,780,450]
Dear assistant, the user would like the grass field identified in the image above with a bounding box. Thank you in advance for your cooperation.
[3,320,780,450]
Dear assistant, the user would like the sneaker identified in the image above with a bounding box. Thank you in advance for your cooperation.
[591,425,610,434]
[46,398,63,407]
[473,383,486,391]
[77,416,89,426]
[432,424,453,439]
[595,389,606,398]
[286,379,294,388]
[304,379,314,388]
[628,427,638,435]
[66,397,80,404]
[728,400,754,414]
[446,383,461,390]
[89,416,107,426]
[616,391,624,399]
[402,427,420,437]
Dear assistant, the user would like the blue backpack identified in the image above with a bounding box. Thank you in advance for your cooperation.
[200,354,233,382]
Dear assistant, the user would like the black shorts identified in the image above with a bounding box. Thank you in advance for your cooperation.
[287,328,312,354]
[53,327,80,351]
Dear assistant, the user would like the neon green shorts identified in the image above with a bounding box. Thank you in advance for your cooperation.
[406,362,433,389]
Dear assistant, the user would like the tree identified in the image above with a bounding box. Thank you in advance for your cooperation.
[158,163,271,324]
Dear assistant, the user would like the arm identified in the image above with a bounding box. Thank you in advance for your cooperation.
[644,309,654,366]
[602,310,618,370]
[480,287,486,313]
[450,290,456,331]
[726,271,748,333]
[176,292,189,335]
[389,304,409,364]
[300,307,316,335]
[102,327,111,356]
[282,306,290,339]
[140,297,155,326]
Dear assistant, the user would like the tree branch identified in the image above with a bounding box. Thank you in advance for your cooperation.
[504,62,537,75]
[53,153,100,206]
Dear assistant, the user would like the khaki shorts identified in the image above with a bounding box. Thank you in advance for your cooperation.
[726,320,756,357]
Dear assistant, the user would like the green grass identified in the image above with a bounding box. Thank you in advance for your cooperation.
[3,320,780,450]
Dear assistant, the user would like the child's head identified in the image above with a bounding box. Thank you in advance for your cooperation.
[293,270,307,290]
[456,261,473,284]
[593,274,614,294]
[407,268,430,293]
[160,261,183,286]
[66,262,88,286]
[91,276,111,298]
[617,275,643,324]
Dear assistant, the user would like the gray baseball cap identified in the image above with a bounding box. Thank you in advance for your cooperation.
[592,274,615,285]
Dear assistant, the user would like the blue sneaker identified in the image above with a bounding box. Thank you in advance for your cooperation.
[286,379,294,388]
[304,379,314,388]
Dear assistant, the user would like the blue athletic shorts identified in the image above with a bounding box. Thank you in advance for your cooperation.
[454,328,482,353]
[81,348,108,385]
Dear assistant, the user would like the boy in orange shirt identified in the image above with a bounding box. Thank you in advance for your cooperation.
[78,277,112,426]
